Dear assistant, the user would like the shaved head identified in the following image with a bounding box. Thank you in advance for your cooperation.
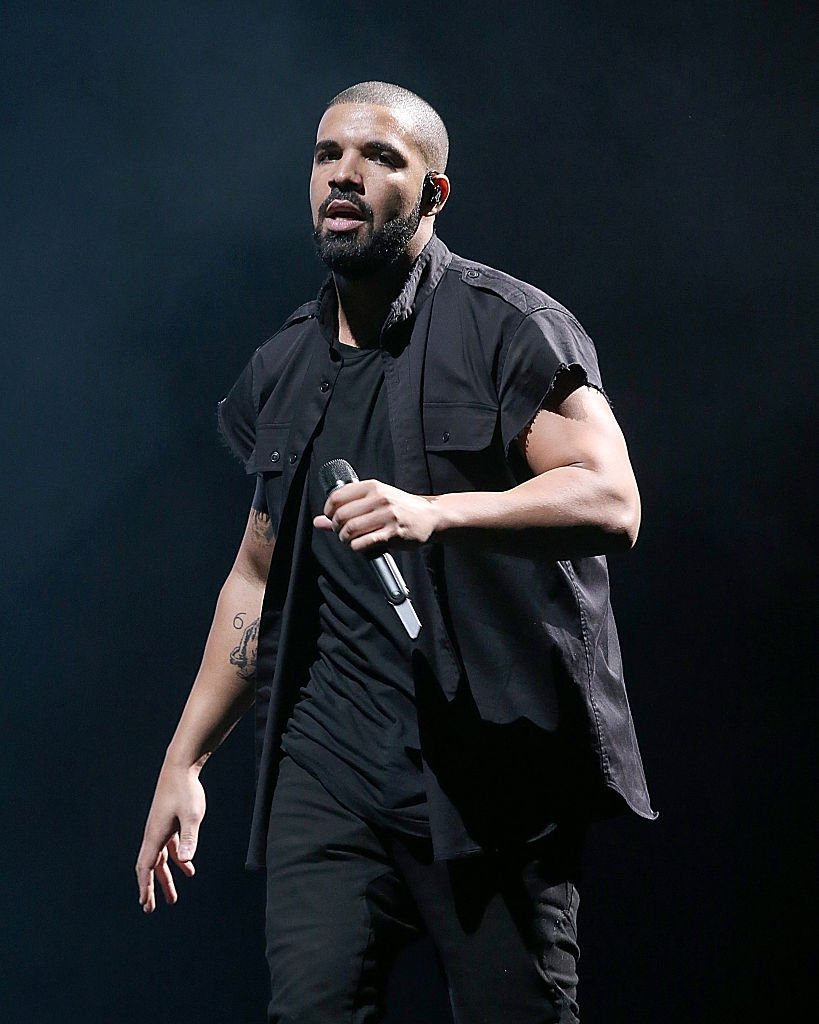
[326,81,449,172]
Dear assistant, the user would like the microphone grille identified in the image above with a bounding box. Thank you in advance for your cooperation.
[319,459,359,495]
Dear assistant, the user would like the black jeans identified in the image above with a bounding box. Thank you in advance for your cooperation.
[265,754,582,1023]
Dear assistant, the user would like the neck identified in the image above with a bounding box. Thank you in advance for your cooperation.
[332,226,433,348]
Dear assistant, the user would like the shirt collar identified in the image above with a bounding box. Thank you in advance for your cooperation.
[315,234,452,347]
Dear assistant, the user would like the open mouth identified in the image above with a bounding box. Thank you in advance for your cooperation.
[323,199,368,232]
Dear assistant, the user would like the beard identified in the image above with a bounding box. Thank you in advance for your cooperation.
[313,187,424,278]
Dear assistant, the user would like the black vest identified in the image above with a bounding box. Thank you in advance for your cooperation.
[217,235,656,867]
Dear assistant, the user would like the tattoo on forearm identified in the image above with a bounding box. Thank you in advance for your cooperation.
[229,613,260,681]
[250,508,275,544]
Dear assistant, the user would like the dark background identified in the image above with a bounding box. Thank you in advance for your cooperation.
[2,2,815,1021]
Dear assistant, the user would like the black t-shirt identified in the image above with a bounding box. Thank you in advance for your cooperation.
[280,341,430,837]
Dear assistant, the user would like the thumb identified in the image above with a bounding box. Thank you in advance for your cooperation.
[177,819,200,861]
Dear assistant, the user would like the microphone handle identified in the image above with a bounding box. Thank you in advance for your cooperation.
[325,478,411,604]
[322,467,422,639]
[368,552,410,605]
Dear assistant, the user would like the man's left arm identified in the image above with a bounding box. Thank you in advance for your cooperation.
[315,385,640,558]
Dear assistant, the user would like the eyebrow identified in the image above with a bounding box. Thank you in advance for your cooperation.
[313,138,408,164]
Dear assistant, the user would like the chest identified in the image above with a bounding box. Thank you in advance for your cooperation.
[251,297,518,532]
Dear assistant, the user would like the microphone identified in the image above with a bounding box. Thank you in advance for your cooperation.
[318,459,422,640]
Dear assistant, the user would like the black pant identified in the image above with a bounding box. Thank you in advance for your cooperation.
[265,754,581,1023]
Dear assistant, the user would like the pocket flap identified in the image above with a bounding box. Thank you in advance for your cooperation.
[247,422,291,474]
[423,403,497,452]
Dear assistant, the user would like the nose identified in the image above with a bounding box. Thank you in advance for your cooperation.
[329,151,364,193]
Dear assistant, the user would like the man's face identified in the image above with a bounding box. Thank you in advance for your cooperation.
[310,103,429,276]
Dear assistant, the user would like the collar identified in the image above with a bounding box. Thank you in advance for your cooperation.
[315,234,452,347]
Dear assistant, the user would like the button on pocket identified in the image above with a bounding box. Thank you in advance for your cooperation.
[423,404,497,452]
[247,423,292,476]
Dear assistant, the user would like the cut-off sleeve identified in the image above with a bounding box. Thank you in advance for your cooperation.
[217,358,257,468]
[497,307,606,451]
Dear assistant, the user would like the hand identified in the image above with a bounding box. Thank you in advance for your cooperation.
[313,479,441,552]
[135,766,206,913]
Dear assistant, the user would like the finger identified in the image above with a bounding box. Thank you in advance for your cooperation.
[338,510,394,544]
[168,831,196,877]
[136,837,165,911]
[143,882,156,913]
[155,849,179,905]
[350,528,395,553]
[177,817,200,863]
[137,864,156,913]
[313,514,335,530]
[333,494,388,526]
[323,481,373,517]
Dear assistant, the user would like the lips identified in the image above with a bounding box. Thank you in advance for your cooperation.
[323,199,368,232]
[325,199,366,218]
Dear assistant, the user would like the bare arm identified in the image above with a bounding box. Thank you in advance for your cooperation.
[316,386,640,558]
[432,385,641,549]
[135,503,275,913]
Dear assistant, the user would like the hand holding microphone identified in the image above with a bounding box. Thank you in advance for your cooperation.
[316,459,425,639]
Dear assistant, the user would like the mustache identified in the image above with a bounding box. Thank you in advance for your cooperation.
[319,190,373,220]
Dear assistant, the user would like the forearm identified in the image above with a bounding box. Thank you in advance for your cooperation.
[430,464,640,554]
[162,568,265,774]
[321,388,640,559]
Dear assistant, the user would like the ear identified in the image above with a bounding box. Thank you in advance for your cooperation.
[423,172,451,216]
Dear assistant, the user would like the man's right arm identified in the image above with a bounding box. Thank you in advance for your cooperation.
[135,500,274,914]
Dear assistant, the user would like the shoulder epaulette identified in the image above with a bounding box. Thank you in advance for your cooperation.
[447,254,571,318]
[279,299,319,330]
[251,300,319,357]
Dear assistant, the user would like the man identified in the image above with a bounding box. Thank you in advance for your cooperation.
[136,81,655,1023]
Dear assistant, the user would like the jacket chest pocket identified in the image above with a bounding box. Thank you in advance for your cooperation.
[422,403,508,492]
[248,422,291,534]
